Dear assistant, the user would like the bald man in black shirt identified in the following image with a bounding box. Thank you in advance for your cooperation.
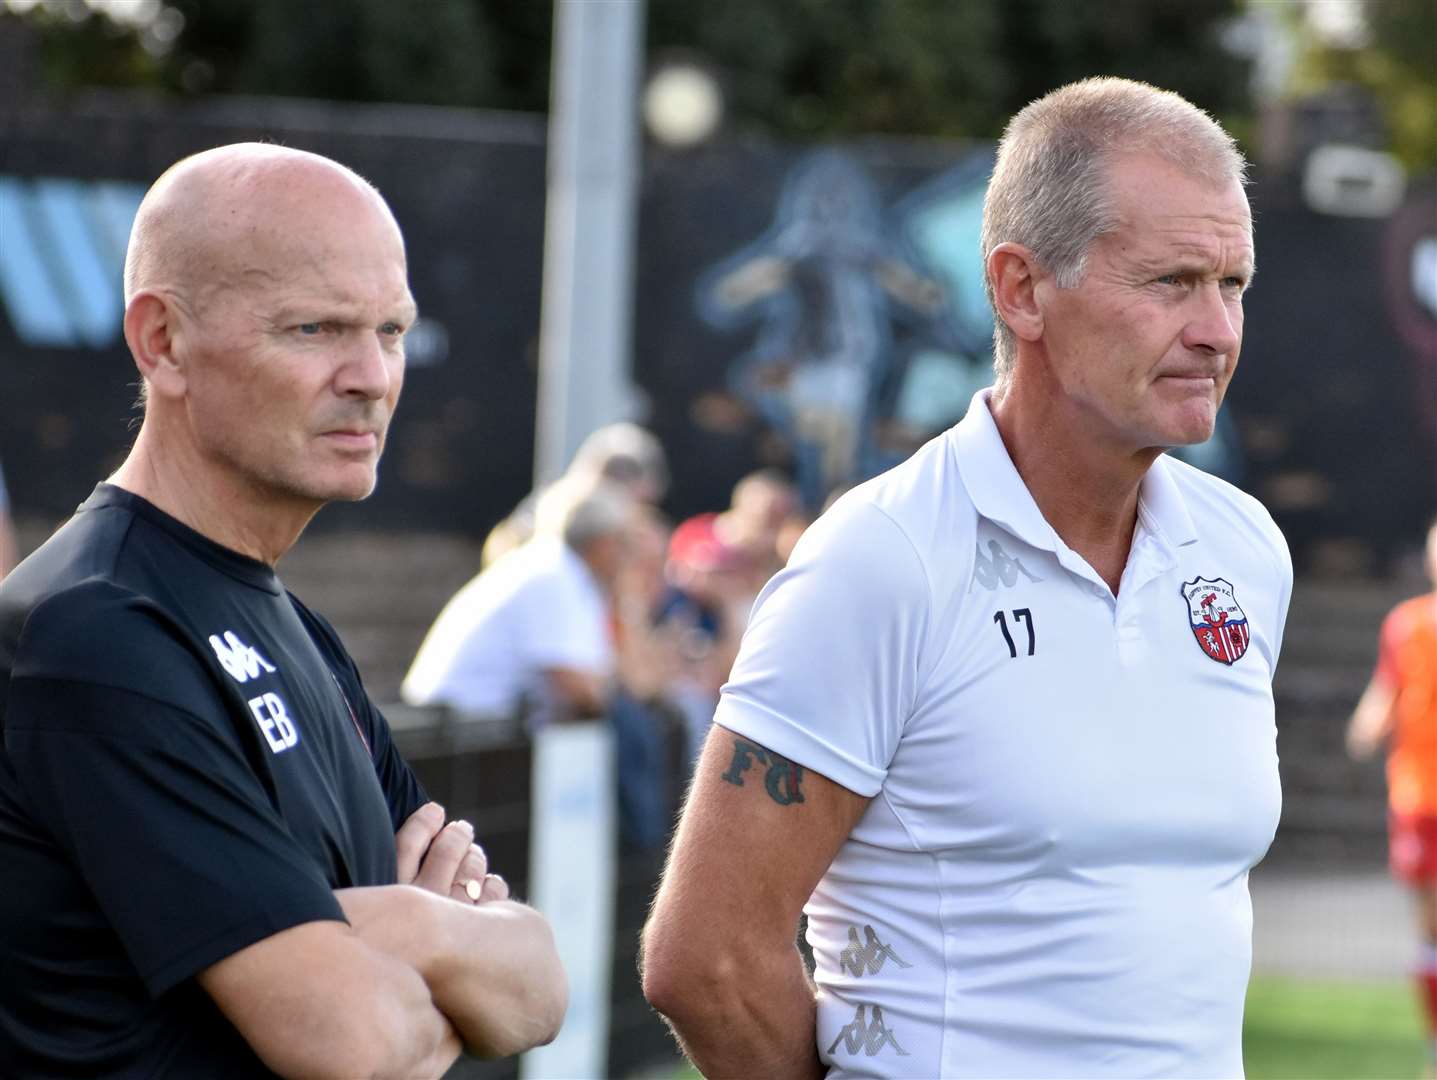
[0,145,565,1079]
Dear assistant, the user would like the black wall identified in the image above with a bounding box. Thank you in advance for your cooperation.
[2,93,1432,569]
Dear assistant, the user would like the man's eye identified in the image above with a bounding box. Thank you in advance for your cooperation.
[297,323,323,335]
[379,322,404,336]
[1155,274,1181,286]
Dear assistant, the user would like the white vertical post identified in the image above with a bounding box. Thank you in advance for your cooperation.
[533,0,645,488]
[520,723,618,1080]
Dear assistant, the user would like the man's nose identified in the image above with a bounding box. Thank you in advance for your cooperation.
[337,332,398,400]
[1181,282,1241,357]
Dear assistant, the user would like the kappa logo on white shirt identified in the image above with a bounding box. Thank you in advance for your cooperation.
[208,630,278,684]
[972,539,1043,591]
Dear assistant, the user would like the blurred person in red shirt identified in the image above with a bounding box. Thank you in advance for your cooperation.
[609,506,689,850]
[1349,517,1437,1065]
[658,514,756,763]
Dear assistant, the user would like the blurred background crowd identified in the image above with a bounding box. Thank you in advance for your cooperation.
[0,0,1434,1076]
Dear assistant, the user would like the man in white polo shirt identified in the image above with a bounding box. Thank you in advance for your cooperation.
[401,475,632,726]
[642,77,1291,1079]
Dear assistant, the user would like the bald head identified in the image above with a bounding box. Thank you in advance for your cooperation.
[123,143,400,311]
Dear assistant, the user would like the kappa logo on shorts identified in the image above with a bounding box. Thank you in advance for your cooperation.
[839,925,912,978]
[826,1003,909,1059]
[208,630,278,684]
[1181,577,1252,666]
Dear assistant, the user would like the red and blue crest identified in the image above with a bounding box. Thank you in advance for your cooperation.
[1181,576,1251,665]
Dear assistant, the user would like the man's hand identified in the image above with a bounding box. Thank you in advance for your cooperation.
[396,802,509,904]
[1346,677,1397,762]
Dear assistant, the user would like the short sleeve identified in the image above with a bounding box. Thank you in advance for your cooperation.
[713,497,931,797]
[6,583,345,996]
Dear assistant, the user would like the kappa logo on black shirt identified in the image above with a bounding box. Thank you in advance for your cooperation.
[208,630,278,684]
[207,631,298,754]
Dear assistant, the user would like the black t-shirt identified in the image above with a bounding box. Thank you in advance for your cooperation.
[0,485,427,1078]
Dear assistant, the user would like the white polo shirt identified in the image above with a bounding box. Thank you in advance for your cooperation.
[714,389,1291,1079]
[401,537,613,722]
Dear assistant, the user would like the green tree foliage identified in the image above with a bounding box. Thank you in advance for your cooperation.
[646,0,1251,138]
[167,0,496,104]
[6,0,1252,139]
[646,0,1006,138]
[1323,0,1437,171]
[1287,0,1437,173]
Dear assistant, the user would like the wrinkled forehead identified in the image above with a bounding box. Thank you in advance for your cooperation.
[1104,157,1254,267]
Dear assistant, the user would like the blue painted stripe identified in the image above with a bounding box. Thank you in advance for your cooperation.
[33,178,121,349]
[88,181,145,286]
[0,176,77,348]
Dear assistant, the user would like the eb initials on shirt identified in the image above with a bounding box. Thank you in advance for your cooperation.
[248,692,299,753]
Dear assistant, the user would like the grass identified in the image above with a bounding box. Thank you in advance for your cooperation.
[659,977,1428,1079]
[1244,975,1427,1079]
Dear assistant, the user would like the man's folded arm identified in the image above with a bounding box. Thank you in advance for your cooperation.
[200,884,566,1079]
[337,884,567,1059]
[197,914,461,1080]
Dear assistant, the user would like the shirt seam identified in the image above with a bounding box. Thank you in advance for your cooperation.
[859,500,938,707]
[6,676,229,740]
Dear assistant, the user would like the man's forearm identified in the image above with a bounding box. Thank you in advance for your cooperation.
[652,945,824,1080]
[337,886,566,1058]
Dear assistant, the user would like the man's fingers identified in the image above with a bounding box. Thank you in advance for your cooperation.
[394,802,445,884]
[479,873,509,903]
[449,843,491,903]
[456,842,490,884]
[453,872,508,905]
[413,819,474,895]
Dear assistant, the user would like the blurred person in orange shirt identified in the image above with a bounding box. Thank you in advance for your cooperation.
[1348,516,1437,1064]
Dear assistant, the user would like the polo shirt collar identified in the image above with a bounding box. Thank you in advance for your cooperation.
[1136,450,1199,549]
[952,388,1061,553]
[951,386,1200,557]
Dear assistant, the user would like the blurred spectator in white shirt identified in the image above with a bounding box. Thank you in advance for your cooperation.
[402,475,635,726]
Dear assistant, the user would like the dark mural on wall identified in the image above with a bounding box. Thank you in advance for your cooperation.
[690,146,1246,510]
[695,150,957,508]
[0,94,1432,570]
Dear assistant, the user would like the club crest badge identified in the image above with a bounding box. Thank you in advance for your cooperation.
[1181,577,1251,665]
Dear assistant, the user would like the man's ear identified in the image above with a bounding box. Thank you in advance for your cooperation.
[986,243,1045,345]
[122,292,187,400]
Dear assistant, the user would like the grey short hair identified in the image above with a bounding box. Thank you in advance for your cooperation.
[980,77,1249,384]
[534,475,633,553]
